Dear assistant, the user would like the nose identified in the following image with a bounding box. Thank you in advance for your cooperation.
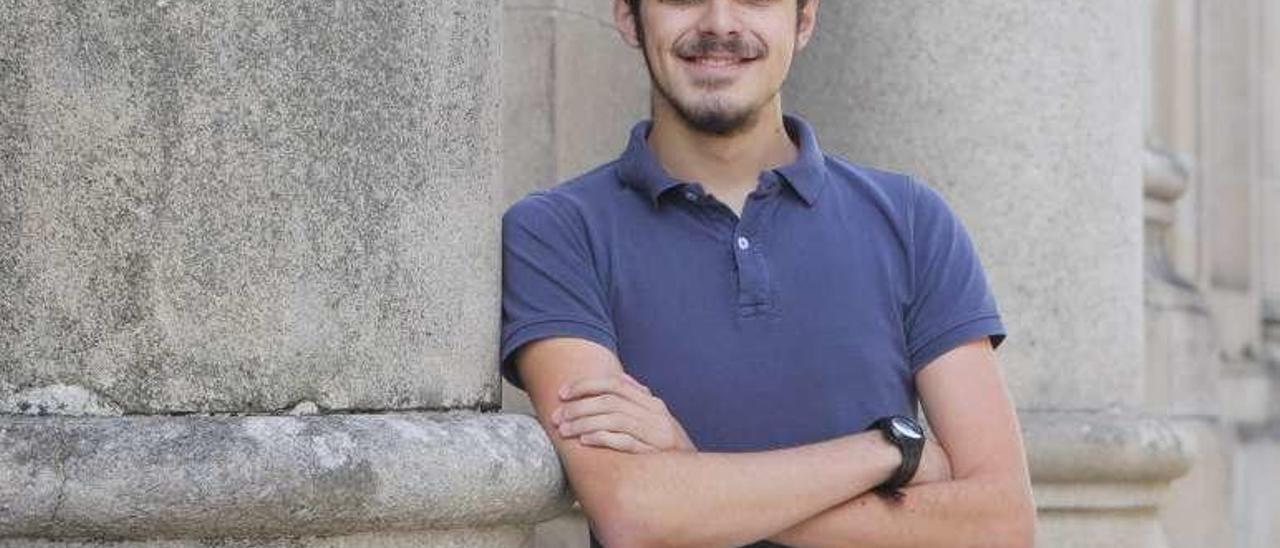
[694,0,742,38]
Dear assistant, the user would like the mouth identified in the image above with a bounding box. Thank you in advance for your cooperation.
[678,53,758,78]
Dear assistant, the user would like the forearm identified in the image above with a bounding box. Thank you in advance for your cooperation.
[768,475,1036,548]
[590,430,899,548]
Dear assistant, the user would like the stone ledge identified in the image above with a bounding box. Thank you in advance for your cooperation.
[1023,410,1194,485]
[0,527,531,548]
[0,412,570,540]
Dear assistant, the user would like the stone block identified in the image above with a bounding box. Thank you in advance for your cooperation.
[0,527,533,548]
[0,412,569,540]
[0,0,503,413]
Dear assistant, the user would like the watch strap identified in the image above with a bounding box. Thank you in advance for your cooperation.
[870,416,924,500]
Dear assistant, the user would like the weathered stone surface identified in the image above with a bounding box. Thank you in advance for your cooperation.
[0,412,570,540]
[0,527,533,548]
[0,0,503,414]
[0,384,123,417]
[1024,410,1193,548]
[1021,411,1192,484]
[786,1,1146,410]
[1144,275,1220,416]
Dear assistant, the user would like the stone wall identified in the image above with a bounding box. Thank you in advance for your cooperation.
[1,1,568,545]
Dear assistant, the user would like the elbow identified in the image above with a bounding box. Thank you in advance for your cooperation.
[989,491,1037,548]
[584,469,678,548]
[1010,504,1037,548]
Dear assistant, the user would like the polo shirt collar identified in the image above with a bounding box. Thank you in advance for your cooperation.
[775,114,826,207]
[618,114,827,207]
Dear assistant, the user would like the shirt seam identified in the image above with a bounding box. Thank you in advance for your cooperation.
[502,316,618,349]
[907,312,1002,360]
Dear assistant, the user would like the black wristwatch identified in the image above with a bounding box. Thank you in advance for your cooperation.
[867,415,925,501]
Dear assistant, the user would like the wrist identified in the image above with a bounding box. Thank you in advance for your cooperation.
[867,415,926,499]
[853,430,902,483]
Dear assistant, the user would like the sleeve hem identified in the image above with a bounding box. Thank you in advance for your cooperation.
[908,314,1006,374]
[500,317,620,390]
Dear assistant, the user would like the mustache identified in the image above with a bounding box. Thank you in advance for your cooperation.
[674,34,766,59]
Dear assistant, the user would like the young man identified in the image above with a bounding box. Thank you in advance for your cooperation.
[500,1,1035,546]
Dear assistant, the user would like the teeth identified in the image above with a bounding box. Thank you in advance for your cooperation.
[693,57,739,67]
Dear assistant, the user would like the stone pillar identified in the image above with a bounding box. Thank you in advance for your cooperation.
[1261,0,1280,370]
[1142,2,1233,546]
[786,2,1191,546]
[1247,1,1280,547]
[0,1,567,545]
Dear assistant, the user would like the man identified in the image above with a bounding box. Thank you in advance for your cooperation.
[499,0,1035,546]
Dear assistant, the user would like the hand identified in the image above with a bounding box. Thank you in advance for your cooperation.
[552,372,697,454]
[910,438,953,485]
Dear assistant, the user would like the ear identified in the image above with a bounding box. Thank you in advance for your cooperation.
[795,0,819,51]
[614,0,642,48]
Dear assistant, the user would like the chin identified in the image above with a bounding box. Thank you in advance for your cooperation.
[662,91,752,135]
[683,108,755,135]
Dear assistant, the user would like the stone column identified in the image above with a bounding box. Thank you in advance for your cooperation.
[1246,1,1280,546]
[0,1,567,545]
[786,2,1190,546]
[1141,2,1233,546]
[1262,0,1280,373]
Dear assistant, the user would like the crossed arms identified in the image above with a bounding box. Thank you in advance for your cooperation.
[515,336,1036,548]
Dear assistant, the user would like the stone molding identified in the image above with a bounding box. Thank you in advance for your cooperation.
[0,412,569,540]
[1023,410,1193,512]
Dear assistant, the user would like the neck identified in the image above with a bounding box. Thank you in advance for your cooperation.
[647,94,798,198]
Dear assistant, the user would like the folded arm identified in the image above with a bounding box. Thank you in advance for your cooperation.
[516,337,906,548]
[769,337,1036,548]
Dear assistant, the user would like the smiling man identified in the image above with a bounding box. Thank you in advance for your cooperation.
[499,1,1036,547]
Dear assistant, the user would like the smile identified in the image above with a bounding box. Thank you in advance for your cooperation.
[679,54,757,77]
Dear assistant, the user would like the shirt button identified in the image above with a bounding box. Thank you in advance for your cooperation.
[737,236,750,250]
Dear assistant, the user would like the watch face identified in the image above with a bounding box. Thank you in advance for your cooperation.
[890,417,924,439]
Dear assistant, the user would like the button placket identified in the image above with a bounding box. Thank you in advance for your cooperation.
[733,181,773,312]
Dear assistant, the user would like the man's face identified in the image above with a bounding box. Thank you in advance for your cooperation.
[616,0,818,136]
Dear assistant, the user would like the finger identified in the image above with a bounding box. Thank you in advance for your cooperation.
[579,430,658,454]
[555,393,648,425]
[559,412,646,439]
[561,375,658,410]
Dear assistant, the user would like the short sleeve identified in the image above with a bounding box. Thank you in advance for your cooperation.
[904,179,1007,373]
[500,191,618,390]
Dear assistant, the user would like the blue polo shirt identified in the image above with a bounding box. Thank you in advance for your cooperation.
[500,114,1005,545]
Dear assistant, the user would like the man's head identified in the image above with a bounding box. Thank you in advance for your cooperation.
[614,0,819,136]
